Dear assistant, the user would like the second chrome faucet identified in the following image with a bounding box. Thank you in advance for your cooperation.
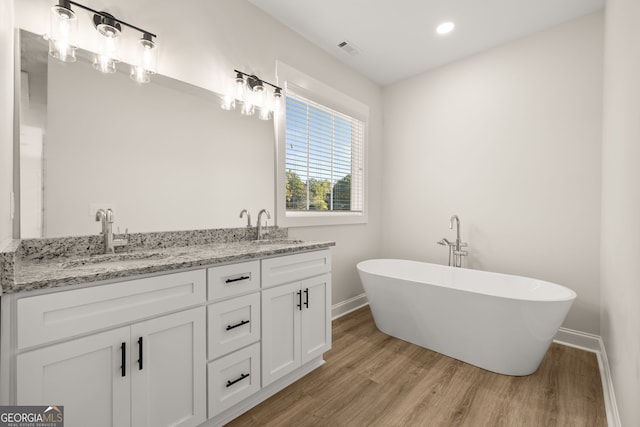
[256,209,271,240]
[240,208,271,240]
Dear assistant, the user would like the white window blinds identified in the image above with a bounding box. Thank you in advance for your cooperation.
[284,91,364,213]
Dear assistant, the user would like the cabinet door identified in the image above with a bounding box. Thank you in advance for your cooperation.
[261,282,301,386]
[131,307,206,427]
[17,327,131,427]
[301,274,332,364]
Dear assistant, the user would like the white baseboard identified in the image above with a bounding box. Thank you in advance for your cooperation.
[595,337,621,427]
[331,293,368,320]
[554,328,620,427]
[553,327,601,352]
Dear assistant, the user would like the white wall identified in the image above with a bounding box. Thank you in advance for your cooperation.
[382,12,603,334]
[14,0,383,306]
[601,0,640,425]
[0,0,14,243]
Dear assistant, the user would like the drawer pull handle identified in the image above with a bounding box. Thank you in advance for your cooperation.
[225,275,250,284]
[226,320,250,331]
[226,373,250,387]
[120,342,126,377]
[138,337,143,370]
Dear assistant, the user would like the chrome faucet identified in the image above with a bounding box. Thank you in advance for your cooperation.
[437,214,468,267]
[239,209,252,228]
[449,214,468,267]
[95,208,128,253]
[256,209,271,240]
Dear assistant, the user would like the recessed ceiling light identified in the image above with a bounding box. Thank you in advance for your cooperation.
[436,22,455,35]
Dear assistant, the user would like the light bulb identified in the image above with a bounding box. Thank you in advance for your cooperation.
[130,34,157,83]
[253,84,266,110]
[93,13,121,73]
[48,3,78,62]
[234,73,245,101]
[273,88,282,113]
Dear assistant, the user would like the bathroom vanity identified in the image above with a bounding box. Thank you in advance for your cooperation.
[0,231,333,427]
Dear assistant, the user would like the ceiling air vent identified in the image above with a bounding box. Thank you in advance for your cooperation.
[338,40,360,57]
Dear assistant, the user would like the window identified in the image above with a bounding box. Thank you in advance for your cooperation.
[284,93,364,213]
[275,62,368,227]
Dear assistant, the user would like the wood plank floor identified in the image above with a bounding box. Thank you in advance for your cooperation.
[228,307,607,427]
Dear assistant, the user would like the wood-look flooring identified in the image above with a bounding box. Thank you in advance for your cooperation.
[228,306,607,427]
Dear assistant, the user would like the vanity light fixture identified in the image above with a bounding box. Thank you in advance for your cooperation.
[225,70,283,121]
[48,0,157,82]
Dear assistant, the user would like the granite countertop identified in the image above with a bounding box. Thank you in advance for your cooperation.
[1,227,334,294]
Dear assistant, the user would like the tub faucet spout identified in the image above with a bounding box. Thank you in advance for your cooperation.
[450,215,460,242]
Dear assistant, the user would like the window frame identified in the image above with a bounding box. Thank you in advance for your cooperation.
[275,61,369,227]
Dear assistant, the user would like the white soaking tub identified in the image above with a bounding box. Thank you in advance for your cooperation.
[357,259,576,376]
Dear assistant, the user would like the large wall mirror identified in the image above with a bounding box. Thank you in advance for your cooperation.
[17,29,275,239]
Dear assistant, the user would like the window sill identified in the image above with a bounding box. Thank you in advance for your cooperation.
[280,211,368,228]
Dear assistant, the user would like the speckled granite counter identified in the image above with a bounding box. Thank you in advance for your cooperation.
[0,239,20,293]
[2,227,335,295]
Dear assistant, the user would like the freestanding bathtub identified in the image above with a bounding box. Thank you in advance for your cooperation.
[356,259,576,376]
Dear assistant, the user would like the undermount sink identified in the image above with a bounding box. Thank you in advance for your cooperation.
[61,252,169,269]
[249,239,305,246]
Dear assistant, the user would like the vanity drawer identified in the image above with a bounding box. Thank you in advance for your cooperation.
[208,293,260,360]
[17,270,206,349]
[208,342,261,417]
[261,250,331,288]
[207,261,260,301]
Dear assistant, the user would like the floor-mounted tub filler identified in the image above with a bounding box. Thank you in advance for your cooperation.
[357,260,576,376]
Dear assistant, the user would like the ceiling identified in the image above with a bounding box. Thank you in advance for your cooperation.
[248,0,605,86]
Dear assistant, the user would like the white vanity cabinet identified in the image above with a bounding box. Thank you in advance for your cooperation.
[3,246,333,427]
[261,250,331,386]
[12,270,207,427]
